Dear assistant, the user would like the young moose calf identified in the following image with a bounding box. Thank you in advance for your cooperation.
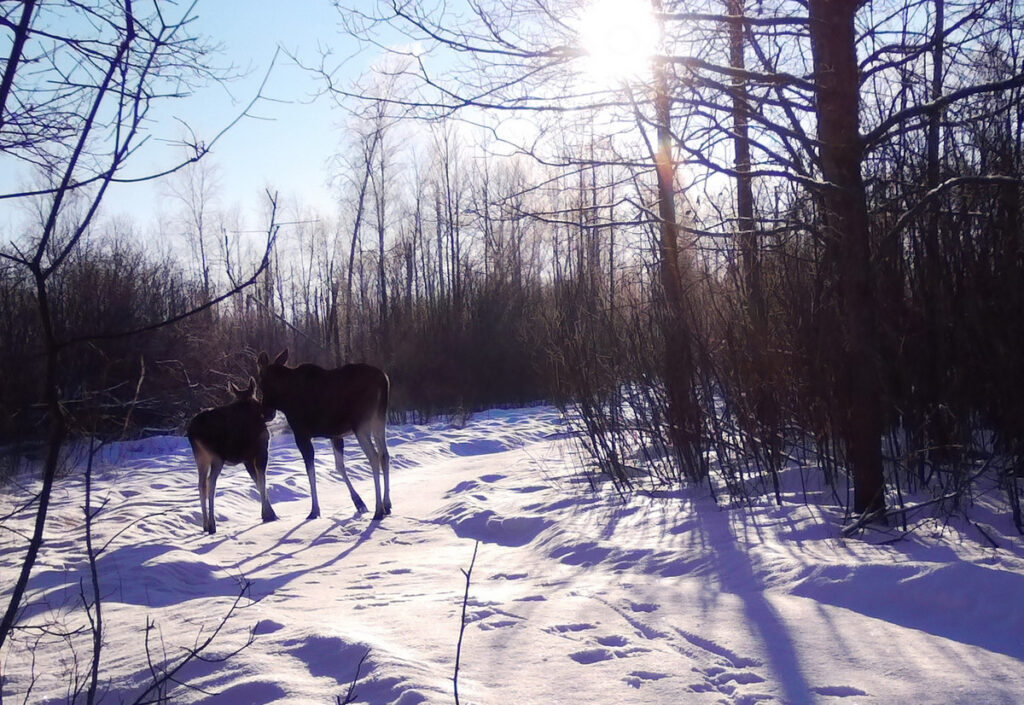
[187,378,277,534]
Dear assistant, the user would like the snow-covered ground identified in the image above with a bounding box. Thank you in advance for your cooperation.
[2,406,1023,704]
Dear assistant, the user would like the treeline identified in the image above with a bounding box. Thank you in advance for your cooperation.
[0,141,580,443]
[527,0,1024,525]
[324,0,1024,525]
[4,0,1024,530]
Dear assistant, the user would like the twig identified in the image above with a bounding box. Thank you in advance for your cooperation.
[128,581,255,705]
[337,648,371,704]
[83,437,103,705]
[454,541,479,705]
[842,456,997,538]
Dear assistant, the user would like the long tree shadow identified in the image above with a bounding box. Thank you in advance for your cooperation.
[692,499,813,703]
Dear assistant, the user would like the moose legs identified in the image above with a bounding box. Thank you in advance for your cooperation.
[246,446,278,524]
[295,435,322,520]
[331,436,368,514]
[195,452,223,534]
[195,450,276,534]
[294,429,390,521]
[354,418,391,521]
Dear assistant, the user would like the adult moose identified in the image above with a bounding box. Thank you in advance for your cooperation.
[187,378,277,534]
[256,349,392,521]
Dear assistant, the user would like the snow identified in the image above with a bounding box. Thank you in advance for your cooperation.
[2,405,1024,704]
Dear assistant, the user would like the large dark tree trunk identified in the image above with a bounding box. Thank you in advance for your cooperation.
[808,0,886,514]
[922,0,952,463]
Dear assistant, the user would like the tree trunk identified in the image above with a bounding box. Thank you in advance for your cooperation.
[808,0,886,514]
[726,0,760,315]
[0,270,66,651]
[923,0,952,462]
[653,54,704,480]
[346,134,376,360]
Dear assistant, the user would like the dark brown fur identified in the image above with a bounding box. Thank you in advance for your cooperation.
[187,378,277,534]
[257,349,391,520]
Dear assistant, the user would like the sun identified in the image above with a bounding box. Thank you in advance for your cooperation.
[579,0,659,85]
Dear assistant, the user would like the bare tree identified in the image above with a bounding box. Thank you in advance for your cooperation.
[294,0,1024,520]
[0,0,279,684]
[165,159,222,299]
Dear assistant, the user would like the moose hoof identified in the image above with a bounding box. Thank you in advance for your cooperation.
[307,510,320,520]
[205,526,216,535]
[372,511,385,521]
[262,512,279,523]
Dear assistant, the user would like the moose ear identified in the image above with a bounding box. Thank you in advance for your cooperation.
[229,381,243,395]
[247,377,256,394]
[257,351,269,369]
[273,348,289,366]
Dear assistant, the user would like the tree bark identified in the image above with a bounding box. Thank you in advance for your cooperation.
[923,0,952,461]
[808,0,886,514]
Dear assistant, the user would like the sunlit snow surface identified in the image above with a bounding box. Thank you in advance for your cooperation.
[3,406,1024,704]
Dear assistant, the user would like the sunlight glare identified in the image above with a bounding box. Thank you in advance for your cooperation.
[579,0,659,85]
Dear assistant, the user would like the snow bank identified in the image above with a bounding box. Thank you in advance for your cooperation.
[2,406,1022,704]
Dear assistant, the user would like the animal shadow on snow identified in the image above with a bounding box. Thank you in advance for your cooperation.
[90,515,381,610]
[219,517,382,600]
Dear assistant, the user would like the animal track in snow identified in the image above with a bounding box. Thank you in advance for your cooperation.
[674,628,762,669]
[623,670,668,689]
[512,484,548,493]
[592,596,770,703]
[466,599,525,630]
[446,480,479,496]
[489,572,529,580]
[629,602,658,613]
[568,638,651,665]
[570,647,615,664]
[812,685,869,697]
[449,439,508,456]
[547,623,596,634]
[447,508,552,547]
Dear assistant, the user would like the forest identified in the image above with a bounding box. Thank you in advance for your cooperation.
[3,0,1023,518]
[2,0,1024,696]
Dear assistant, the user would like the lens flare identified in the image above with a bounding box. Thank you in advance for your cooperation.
[579,0,659,84]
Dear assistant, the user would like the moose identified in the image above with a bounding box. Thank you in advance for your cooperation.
[256,349,392,521]
[187,378,277,534]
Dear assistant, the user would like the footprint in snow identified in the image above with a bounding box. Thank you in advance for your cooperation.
[570,648,615,664]
[569,636,650,665]
[547,623,596,634]
[490,572,529,580]
[629,602,658,613]
[812,685,869,697]
[511,484,548,493]
[623,671,668,689]
[446,480,479,496]
[449,439,508,456]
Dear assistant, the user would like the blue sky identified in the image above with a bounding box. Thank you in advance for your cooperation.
[0,1,363,235]
[133,0,357,225]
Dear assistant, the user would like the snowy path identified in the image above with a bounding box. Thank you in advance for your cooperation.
[3,407,1024,704]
